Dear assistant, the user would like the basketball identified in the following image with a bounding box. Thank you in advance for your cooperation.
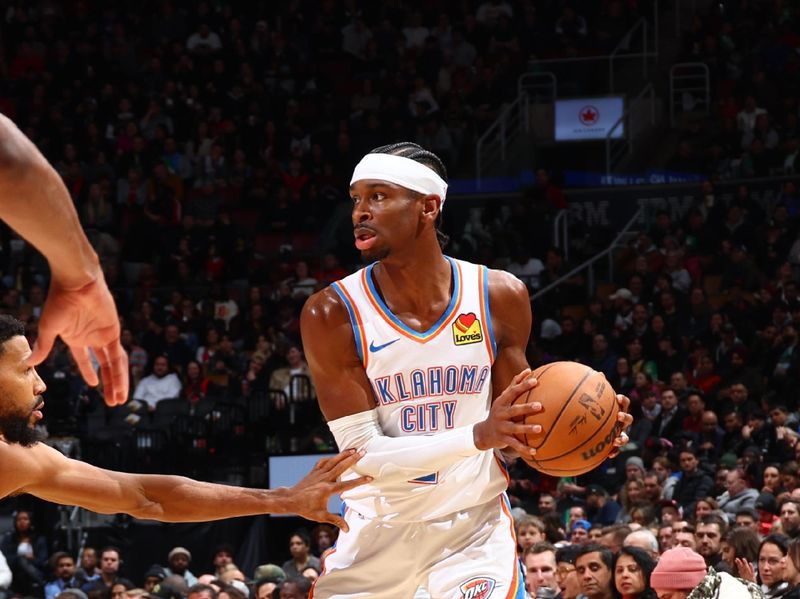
[515,361,621,476]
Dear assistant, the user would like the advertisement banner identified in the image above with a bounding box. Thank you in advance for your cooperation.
[555,97,625,141]
[563,177,786,228]
[448,177,790,232]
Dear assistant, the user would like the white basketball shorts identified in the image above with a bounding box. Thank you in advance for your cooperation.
[310,494,525,599]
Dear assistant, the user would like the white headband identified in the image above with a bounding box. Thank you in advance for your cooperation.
[350,153,448,207]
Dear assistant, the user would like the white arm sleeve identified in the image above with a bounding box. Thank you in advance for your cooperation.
[328,409,482,482]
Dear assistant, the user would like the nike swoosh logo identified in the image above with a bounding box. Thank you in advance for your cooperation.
[369,338,400,352]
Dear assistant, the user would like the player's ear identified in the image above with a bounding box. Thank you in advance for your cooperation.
[421,194,441,223]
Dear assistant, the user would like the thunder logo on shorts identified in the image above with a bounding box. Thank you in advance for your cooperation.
[459,577,496,599]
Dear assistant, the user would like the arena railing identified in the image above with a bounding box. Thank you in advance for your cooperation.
[669,62,710,127]
[476,14,660,186]
[531,205,643,302]
[475,74,555,189]
[553,209,570,262]
[525,16,659,96]
[605,82,658,175]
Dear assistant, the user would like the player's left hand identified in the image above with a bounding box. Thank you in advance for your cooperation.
[607,394,633,459]
[29,270,129,407]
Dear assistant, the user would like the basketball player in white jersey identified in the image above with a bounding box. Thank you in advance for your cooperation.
[301,143,632,599]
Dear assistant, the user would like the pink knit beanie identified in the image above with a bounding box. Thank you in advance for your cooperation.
[650,547,707,590]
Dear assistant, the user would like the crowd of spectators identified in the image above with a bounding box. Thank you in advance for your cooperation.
[493,176,800,595]
[0,528,337,599]
[669,2,800,179]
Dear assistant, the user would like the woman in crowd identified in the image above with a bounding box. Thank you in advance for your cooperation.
[761,535,791,599]
[543,513,567,544]
[721,527,760,572]
[629,504,657,528]
[611,356,636,397]
[629,371,659,404]
[281,531,321,580]
[740,534,792,599]
[618,479,648,524]
[614,546,657,599]
[0,511,48,596]
[694,497,720,523]
[181,360,209,404]
[310,524,338,558]
[763,464,786,496]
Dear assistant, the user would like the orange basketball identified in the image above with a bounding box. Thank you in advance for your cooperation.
[514,361,621,477]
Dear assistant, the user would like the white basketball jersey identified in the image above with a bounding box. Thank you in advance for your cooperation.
[331,256,509,521]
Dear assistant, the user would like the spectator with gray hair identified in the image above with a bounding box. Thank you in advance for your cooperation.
[624,530,660,561]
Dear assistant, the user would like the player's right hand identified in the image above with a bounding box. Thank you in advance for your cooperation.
[286,449,372,531]
[29,270,129,407]
[473,368,541,456]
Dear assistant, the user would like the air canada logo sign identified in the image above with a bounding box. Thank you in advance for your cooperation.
[579,105,599,126]
[453,312,483,346]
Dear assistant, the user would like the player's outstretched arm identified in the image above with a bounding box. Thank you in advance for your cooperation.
[486,269,631,456]
[0,440,369,530]
[0,114,128,406]
[301,288,543,482]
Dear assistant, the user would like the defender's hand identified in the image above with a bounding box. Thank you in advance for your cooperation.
[286,449,372,531]
[29,271,129,406]
[473,369,541,456]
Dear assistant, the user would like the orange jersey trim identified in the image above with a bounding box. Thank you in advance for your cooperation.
[360,259,463,344]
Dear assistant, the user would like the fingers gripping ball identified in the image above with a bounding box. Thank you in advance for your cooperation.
[515,362,620,476]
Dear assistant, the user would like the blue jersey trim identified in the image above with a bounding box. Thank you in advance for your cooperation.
[482,266,498,360]
[331,282,365,366]
[513,568,526,599]
[364,256,460,339]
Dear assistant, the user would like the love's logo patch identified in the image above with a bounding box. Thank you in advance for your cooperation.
[453,312,483,346]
